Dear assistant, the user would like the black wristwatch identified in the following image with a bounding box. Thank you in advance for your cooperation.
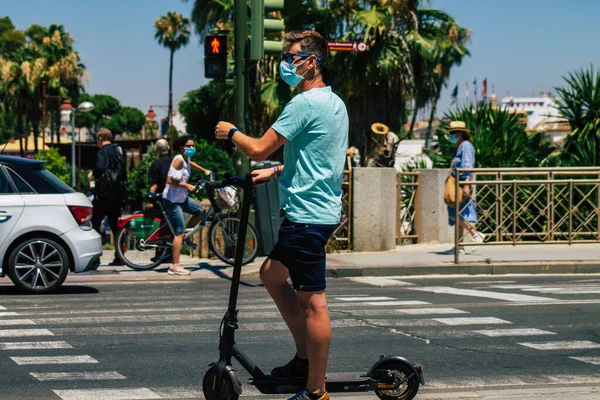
[228,127,239,141]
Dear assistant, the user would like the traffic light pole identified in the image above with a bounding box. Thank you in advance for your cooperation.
[234,0,250,175]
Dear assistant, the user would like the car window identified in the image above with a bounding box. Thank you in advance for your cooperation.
[0,167,15,194]
[6,167,36,194]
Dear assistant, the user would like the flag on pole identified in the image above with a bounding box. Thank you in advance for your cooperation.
[473,78,477,97]
[482,78,488,98]
[465,81,469,99]
[451,83,458,105]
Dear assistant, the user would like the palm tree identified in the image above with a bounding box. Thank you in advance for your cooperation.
[423,22,471,144]
[553,65,600,166]
[154,11,191,134]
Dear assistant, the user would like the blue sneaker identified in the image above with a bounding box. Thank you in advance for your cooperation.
[288,390,330,400]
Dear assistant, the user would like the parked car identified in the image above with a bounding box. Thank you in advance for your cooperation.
[0,155,102,293]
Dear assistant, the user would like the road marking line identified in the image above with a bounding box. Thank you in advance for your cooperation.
[0,306,5,310]
[409,286,556,302]
[50,319,363,336]
[457,280,517,285]
[473,328,556,337]
[346,277,416,287]
[361,301,431,306]
[396,308,468,315]
[335,296,396,301]
[11,355,99,365]
[433,317,511,326]
[0,319,36,326]
[0,341,72,350]
[31,311,282,325]
[0,312,19,317]
[52,388,161,400]
[518,340,600,350]
[570,356,600,365]
[31,371,126,381]
[0,329,53,337]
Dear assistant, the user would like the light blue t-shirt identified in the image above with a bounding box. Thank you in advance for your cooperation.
[272,86,349,224]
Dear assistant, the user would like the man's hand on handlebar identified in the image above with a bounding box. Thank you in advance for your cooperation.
[186,183,197,192]
[251,168,275,185]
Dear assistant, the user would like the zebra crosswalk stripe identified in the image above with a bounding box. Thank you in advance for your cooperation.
[31,371,127,381]
[569,356,600,365]
[11,355,99,365]
[518,340,600,350]
[52,388,161,400]
[0,341,72,350]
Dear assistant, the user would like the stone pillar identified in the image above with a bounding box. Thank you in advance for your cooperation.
[417,168,454,243]
[352,168,397,251]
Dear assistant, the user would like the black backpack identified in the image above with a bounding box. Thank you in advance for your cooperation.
[95,145,125,203]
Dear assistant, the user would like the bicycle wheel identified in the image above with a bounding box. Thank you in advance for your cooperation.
[208,216,259,266]
[116,228,170,271]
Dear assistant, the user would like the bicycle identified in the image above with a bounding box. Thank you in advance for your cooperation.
[115,176,260,271]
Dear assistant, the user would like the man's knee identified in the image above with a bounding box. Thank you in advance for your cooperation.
[297,291,328,315]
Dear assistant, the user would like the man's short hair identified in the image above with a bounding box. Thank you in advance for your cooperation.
[97,128,113,143]
[155,138,169,153]
[283,30,327,69]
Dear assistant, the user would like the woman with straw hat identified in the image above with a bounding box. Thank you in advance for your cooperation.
[445,121,485,254]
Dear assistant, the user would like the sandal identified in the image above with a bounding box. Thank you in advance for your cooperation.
[168,265,191,276]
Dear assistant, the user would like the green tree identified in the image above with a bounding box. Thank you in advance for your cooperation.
[179,81,231,144]
[185,0,471,156]
[552,65,600,166]
[124,149,157,212]
[154,11,191,133]
[34,147,70,182]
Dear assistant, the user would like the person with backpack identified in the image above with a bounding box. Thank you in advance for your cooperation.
[88,128,126,266]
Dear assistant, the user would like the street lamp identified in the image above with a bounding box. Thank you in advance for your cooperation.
[60,100,95,188]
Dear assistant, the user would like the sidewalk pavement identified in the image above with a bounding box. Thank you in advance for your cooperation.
[57,242,600,283]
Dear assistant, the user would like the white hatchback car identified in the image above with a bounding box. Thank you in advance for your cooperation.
[0,155,102,293]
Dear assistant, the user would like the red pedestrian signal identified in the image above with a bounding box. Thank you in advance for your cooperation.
[204,35,227,79]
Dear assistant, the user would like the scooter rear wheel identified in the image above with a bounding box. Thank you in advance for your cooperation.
[202,366,240,400]
[374,361,419,400]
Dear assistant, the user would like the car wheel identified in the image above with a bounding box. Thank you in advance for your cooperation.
[7,238,70,293]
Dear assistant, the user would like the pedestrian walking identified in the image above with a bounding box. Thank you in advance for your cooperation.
[215,30,348,400]
[162,135,212,276]
[444,121,485,254]
[148,138,172,195]
[88,128,126,266]
[148,138,172,263]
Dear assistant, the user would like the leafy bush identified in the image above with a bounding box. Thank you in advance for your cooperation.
[34,148,71,183]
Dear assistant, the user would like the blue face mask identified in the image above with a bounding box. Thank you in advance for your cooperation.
[279,60,308,87]
[449,134,458,144]
[184,147,196,158]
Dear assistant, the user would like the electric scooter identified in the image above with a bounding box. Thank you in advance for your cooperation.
[202,174,424,400]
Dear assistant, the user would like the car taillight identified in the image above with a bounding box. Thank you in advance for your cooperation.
[68,206,93,225]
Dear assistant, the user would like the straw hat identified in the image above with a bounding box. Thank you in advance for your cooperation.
[448,121,470,133]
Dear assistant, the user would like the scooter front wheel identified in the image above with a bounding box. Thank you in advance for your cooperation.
[374,361,420,400]
[202,366,240,400]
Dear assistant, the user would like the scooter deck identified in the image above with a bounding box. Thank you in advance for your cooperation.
[249,373,374,394]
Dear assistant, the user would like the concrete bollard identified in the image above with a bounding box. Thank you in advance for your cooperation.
[352,167,397,251]
[416,168,454,243]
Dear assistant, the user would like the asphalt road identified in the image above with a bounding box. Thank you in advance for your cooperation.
[1,274,600,399]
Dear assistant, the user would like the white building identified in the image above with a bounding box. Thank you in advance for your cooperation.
[500,92,570,143]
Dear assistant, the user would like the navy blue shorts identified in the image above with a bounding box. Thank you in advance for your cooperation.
[269,218,338,292]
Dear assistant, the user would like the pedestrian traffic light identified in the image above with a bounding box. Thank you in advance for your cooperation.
[250,0,285,61]
[204,35,227,79]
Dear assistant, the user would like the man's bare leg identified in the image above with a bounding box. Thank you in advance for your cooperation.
[297,291,330,395]
[260,258,307,358]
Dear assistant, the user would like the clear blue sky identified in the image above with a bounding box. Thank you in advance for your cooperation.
[5,1,600,122]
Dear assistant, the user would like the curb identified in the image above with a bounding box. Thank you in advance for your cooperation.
[326,261,600,278]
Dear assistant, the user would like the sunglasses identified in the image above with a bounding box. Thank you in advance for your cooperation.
[280,52,323,63]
